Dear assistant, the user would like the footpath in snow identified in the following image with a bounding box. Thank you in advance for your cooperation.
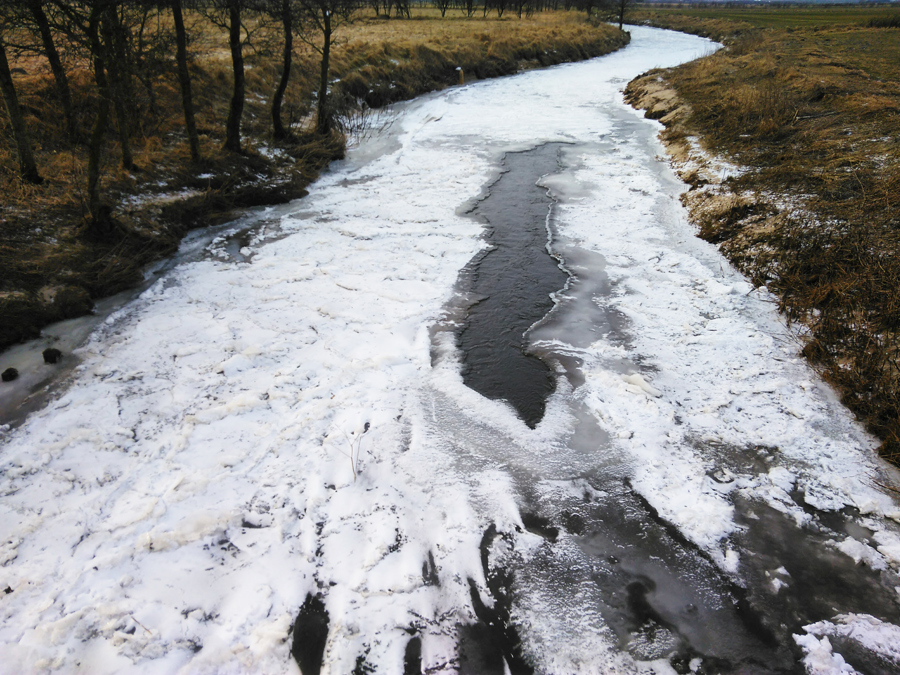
[1,26,899,675]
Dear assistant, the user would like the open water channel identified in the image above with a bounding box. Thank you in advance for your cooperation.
[1,26,899,675]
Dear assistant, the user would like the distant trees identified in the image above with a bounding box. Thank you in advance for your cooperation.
[576,0,635,26]
[513,0,534,19]
[577,0,600,18]
[0,0,273,213]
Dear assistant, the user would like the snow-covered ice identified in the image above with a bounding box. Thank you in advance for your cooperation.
[1,27,899,674]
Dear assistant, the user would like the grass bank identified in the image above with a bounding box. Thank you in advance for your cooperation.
[0,10,628,352]
[626,7,900,463]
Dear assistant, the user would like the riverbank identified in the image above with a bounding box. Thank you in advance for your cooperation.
[626,8,900,465]
[0,10,628,353]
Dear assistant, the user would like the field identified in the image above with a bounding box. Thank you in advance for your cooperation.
[642,4,900,29]
[0,8,627,352]
[627,5,900,463]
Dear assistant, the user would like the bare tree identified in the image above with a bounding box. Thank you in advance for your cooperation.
[200,0,258,152]
[269,0,293,139]
[434,0,452,18]
[293,0,356,135]
[223,0,246,152]
[613,0,633,30]
[579,0,598,18]
[513,0,534,18]
[171,0,201,160]
[101,2,135,170]
[49,0,139,171]
[0,1,80,144]
[393,0,410,18]
[25,0,78,143]
[594,0,634,28]
[0,31,42,184]
[42,0,129,218]
[84,3,112,219]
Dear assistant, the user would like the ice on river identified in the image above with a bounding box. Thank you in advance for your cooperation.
[2,27,900,675]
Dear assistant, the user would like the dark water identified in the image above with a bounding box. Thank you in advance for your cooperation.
[455,144,570,428]
[473,472,900,674]
[447,142,900,672]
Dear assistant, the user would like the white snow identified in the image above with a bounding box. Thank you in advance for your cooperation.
[835,537,887,571]
[797,614,900,674]
[1,26,899,674]
[794,634,858,675]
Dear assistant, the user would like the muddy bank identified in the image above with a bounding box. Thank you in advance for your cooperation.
[0,137,342,354]
[624,17,900,466]
[624,73,785,321]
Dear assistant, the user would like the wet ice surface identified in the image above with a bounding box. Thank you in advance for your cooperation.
[2,27,900,675]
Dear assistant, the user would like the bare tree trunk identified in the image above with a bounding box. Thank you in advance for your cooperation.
[617,0,629,29]
[315,9,332,136]
[102,4,134,170]
[86,10,110,219]
[28,0,77,143]
[133,7,160,119]
[172,0,200,161]
[271,0,293,140]
[0,37,42,184]
[223,0,244,153]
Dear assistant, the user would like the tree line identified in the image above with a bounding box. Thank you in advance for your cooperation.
[0,0,630,224]
[0,0,358,224]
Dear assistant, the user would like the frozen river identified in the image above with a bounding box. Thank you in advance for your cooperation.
[2,26,900,675]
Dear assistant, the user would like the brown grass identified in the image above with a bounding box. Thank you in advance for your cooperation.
[0,9,627,352]
[627,11,900,464]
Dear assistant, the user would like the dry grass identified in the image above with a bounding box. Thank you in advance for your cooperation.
[627,9,900,464]
[0,9,627,351]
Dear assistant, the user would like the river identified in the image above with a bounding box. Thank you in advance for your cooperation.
[1,26,899,675]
